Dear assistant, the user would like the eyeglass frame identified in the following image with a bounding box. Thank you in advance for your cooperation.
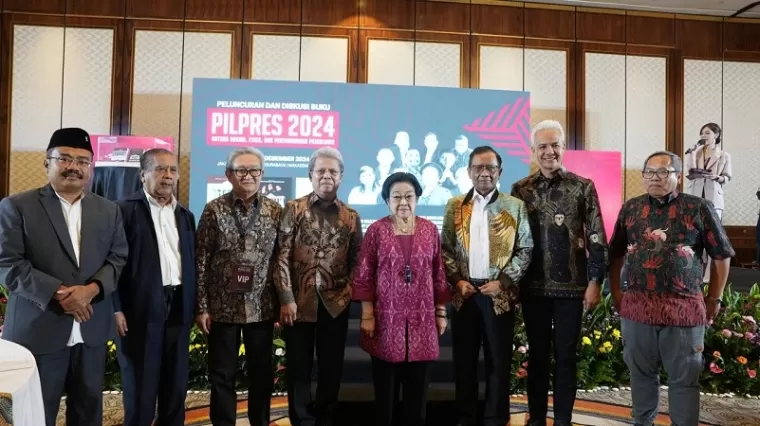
[469,164,500,174]
[47,156,92,168]
[641,168,678,180]
[230,168,263,178]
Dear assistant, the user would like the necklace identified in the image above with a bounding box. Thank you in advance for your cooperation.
[392,216,415,234]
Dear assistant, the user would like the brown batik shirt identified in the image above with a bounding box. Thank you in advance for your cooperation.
[275,192,362,322]
[196,191,282,324]
[511,169,609,298]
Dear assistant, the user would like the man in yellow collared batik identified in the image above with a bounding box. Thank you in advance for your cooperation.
[442,145,533,426]
[275,147,363,426]
[195,147,282,426]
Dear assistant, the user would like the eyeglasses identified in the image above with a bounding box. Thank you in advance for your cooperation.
[48,156,91,168]
[232,168,262,178]
[390,195,415,204]
[470,165,499,174]
[642,169,677,179]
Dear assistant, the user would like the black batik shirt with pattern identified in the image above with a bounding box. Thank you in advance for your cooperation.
[511,170,609,298]
[609,191,735,327]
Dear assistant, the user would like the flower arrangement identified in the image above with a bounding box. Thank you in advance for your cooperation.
[2,283,760,396]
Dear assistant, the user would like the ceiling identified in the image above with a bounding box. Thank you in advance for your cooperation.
[518,0,760,17]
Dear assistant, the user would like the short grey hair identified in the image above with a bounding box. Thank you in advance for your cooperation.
[308,147,344,174]
[643,150,682,173]
[531,120,566,148]
[225,147,265,170]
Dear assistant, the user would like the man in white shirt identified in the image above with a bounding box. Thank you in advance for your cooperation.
[442,146,533,426]
[0,127,128,426]
[113,149,197,426]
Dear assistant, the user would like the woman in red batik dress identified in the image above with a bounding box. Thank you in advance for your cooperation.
[353,172,450,426]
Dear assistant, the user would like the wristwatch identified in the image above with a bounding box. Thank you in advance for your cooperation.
[705,295,723,306]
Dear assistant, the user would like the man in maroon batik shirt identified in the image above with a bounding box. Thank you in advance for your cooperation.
[609,150,734,426]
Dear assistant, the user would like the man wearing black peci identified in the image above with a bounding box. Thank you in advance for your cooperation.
[0,128,128,426]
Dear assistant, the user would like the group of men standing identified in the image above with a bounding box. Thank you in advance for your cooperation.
[0,119,733,426]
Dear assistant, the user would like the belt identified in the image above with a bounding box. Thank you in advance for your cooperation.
[469,278,488,287]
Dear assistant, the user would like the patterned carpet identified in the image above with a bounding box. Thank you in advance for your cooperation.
[58,389,760,426]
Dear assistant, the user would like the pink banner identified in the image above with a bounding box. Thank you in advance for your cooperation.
[562,150,623,242]
[92,135,175,167]
[205,108,340,148]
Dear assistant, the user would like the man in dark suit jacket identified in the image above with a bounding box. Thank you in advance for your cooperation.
[0,128,129,426]
[113,148,197,426]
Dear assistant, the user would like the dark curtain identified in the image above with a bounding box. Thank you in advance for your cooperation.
[90,166,142,202]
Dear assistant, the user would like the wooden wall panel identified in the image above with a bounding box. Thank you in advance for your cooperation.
[67,0,128,17]
[724,20,760,52]
[301,0,358,27]
[576,10,626,44]
[3,0,67,14]
[524,6,575,40]
[245,0,301,24]
[676,18,723,59]
[470,4,523,37]
[185,0,244,22]
[0,0,759,259]
[359,0,414,30]
[626,14,676,47]
[415,1,470,34]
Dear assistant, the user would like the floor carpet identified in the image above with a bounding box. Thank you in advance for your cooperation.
[63,389,760,426]
[184,396,706,426]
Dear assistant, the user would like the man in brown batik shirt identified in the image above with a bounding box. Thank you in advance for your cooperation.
[276,147,362,426]
[195,147,282,426]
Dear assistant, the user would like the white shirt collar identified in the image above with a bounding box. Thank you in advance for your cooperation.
[473,189,496,203]
[54,190,84,205]
[144,189,177,210]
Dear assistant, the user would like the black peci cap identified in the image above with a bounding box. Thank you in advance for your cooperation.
[47,128,93,154]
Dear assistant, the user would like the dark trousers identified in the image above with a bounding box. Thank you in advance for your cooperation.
[522,296,584,423]
[452,292,515,426]
[371,357,431,426]
[35,343,107,426]
[284,300,350,426]
[208,320,274,426]
[117,286,190,426]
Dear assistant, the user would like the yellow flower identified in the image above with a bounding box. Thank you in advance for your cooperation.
[598,341,614,354]
[107,341,116,353]
[582,336,592,346]
[593,330,602,340]
[239,344,246,356]
[189,344,203,353]
[612,329,621,339]
[738,356,748,365]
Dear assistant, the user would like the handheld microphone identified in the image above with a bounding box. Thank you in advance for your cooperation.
[685,139,705,154]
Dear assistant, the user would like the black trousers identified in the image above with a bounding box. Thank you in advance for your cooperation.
[371,357,431,426]
[117,286,190,426]
[208,320,274,426]
[522,296,584,423]
[35,343,107,426]
[284,300,350,426]
[451,292,515,426]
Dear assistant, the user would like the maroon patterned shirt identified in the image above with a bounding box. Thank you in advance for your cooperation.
[609,191,735,327]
